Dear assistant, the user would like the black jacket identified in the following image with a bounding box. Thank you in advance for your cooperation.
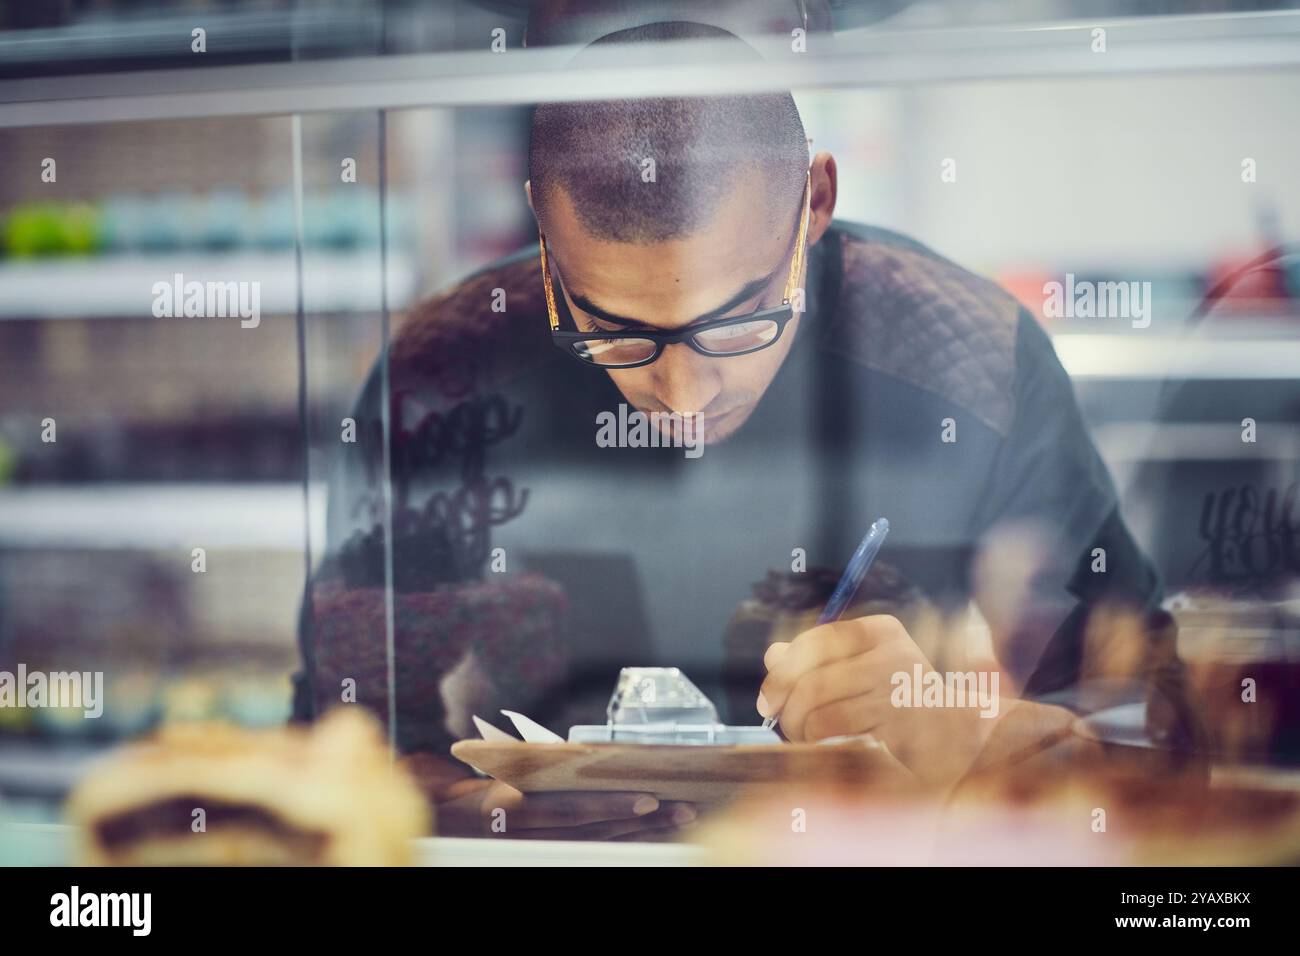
[292,220,1205,760]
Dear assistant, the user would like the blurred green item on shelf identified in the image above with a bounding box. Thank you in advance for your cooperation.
[0,437,16,485]
[0,698,35,732]
[1,188,397,258]
[61,203,102,255]
[2,201,103,258]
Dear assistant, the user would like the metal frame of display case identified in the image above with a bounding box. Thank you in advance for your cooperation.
[2,11,1300,126]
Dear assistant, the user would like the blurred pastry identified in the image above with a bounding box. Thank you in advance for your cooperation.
[701,766,1300,866]
[67,707,429,866]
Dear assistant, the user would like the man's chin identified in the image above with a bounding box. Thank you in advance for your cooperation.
[697,403,753,443]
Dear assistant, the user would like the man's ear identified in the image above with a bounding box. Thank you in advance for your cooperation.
[524,179,537,219]
[807,152,838,246]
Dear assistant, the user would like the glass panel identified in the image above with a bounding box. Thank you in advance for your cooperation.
[0,0,516,78]
[0,115,306,826]
[3,4,1300,869]
[293,110,397,747]
[356,65,1300,841]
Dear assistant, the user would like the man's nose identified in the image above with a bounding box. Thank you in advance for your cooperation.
[650,342,722,415]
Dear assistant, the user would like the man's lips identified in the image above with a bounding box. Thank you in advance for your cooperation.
[644,402,748,420]
[638,401,753,441]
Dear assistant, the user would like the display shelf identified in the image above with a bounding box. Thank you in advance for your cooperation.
[0,742,103,800]
[0,482,325,550]
[0,251,416,320]
[1053,331,1300,380]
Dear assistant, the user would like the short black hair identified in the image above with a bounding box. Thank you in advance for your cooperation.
[528,21,808,243]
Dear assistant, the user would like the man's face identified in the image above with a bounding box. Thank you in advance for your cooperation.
[537,175,807,443]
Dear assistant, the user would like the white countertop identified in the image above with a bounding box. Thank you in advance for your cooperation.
[0,822,704,867]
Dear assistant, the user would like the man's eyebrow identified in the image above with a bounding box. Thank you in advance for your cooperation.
[570,272,777,331]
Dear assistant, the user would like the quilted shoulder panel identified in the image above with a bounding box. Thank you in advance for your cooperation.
[389,254,551,400]
[386,233,1025,436]
[822,232,1022,436]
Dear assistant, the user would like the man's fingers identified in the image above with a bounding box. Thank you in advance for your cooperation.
[608,804,700,842]
[799,690,890,743]
[508,802,697,841]
[776,654,891,741]
[758,615,903,718]
[763,641,790,669]
[482,789,659,830]
[757,643,791,715]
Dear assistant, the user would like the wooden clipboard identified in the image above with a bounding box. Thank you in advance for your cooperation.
[450,738,904,805]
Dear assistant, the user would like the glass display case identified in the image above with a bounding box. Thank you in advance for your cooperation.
[2,0,1300,866]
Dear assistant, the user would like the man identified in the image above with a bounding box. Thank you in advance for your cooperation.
[295,21,1203,840]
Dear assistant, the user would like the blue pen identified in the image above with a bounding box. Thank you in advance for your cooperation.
[761,517,891,731]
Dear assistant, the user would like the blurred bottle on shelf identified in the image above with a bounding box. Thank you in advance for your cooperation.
[2,201,102,257]
[2,186,401,259]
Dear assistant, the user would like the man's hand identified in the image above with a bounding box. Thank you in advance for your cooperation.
[399,751,696,840]
[755,614,983,784]
[436,777,696,841]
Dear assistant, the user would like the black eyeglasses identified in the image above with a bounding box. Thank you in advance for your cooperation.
[538,171,811,369]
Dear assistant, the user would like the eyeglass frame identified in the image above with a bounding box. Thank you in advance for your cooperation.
[538,169,812,370]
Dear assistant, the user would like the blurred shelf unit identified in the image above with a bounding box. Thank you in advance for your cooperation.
[1091,422,1300,462]
[0,483,325,550]
[1053,324,1300,381]
[0,180,424,316]
[0,250,416,319]
[0,741,104,798]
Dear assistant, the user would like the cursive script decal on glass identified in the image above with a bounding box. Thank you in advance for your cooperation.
[1190,481,1300,585]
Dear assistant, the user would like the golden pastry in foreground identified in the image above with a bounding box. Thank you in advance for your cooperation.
[67,708,430,866]
[696,767,1300,866]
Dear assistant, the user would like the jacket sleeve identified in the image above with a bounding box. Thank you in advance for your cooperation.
[969,310,1208,758]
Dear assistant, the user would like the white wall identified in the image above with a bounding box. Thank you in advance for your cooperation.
[800,69,1300,273]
